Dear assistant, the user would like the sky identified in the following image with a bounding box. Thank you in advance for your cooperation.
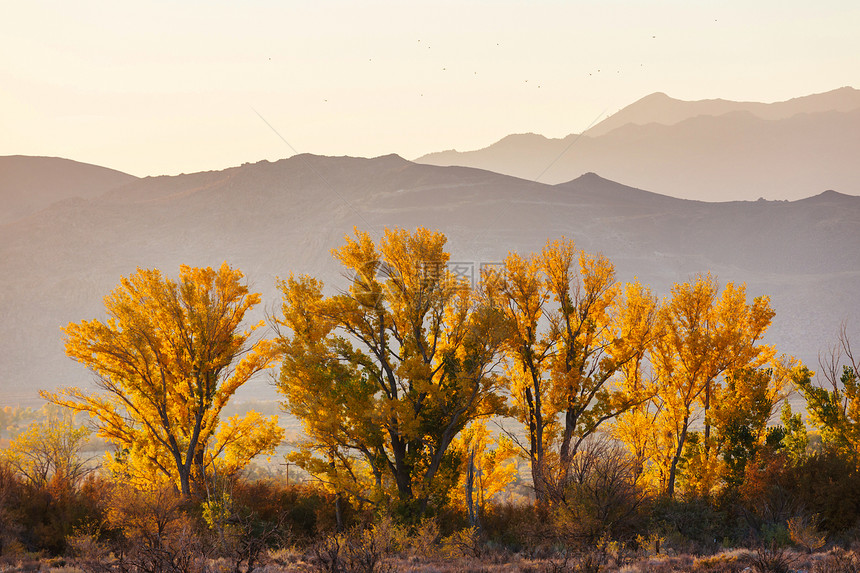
[2,0,859,177]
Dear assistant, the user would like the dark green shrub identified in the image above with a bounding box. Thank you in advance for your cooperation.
[480,500,542,551]
[791,450,860,533]
[651,496,725,553]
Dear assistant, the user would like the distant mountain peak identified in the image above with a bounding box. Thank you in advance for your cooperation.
[287,152,408,163]
[415,87,860,201]
[574,171,605,182]
[373,153,409,163]
[638,91,673,102]
[586,86,860,137]
[799,189,858,203]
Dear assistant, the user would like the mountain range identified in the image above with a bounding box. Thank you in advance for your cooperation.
[416,87,860,202]
[1,153,858,405]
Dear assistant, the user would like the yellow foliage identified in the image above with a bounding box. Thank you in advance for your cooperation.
[449,421,518,514]
[488,238,658,500]
[2,407,91,487]
[42,263,283,496]
[787,514,826,553]
[276,228,506,511]
[613,273,779,498]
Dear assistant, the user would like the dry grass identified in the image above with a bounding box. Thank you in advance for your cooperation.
[6,540,859,573]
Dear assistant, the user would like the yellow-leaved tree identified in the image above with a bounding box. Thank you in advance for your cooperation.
[275,228,507,517]
[2,406,91,488]
[703,360,798,490]
[449,421,519,526]
[630,274,777,498]
[485,239,658,501]
[42,263,284,497]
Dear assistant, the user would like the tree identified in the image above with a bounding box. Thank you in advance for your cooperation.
[43,263,283,497]
[449,421,518,527]
[779,400,808,465]
[1,405,40,441]
[486,239,657,500]
[796,325,860,462]
[681,362,796,496]
[2,406,92,488]
[275,228,506,517]
[647,274,776,498]
[712,363,796,489]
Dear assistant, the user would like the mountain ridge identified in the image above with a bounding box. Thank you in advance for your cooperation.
[416,90,860,201]
[585,86,860,137]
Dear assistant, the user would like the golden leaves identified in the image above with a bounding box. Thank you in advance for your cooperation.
[494,237,656,495]
[45,263,278,495]
[612,273,786,497]
[275,227,506,506]
[41,227,805,509]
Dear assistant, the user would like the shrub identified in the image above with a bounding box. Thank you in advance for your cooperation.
[787,514,826,553]
[440,526,484,560]
[407,518,440,560]
[228,477,355,544]
[311,522,400,573]
[3,469,110,556]
[791,450,860,534]
[107,483,206,573]
[0,459,24,556]
[66,527,114,573]
[651,496,724,553]
[691,550,750,573]
[480,501,543,551]
[551,439,647,546]
[749,542,796,573]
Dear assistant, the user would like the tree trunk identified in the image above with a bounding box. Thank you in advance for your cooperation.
[666,415,690,499]
[391,435,413,501]
[335,494,345,533]
[179,467,192,498]
[531,455,548,504]
[465,447,477,527]
[525,379,547,503]
[704,381,711,452]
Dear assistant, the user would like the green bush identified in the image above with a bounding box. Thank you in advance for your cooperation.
[651,496,726,553]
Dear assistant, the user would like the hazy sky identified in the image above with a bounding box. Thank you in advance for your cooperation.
[3,0,859,177]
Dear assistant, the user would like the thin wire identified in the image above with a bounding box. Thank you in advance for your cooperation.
[465,107,610,275]
[534,108,607,183]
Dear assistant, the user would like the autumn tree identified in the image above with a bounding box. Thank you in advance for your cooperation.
[779,401,808,465]
[43,263,283,497]
[485,239,657,501]
[0,406,40,441]
[2,406,92,488]
[646,274,777,498]
[449,421,518,526]
[275,228,506,517]
[682,362,797,495]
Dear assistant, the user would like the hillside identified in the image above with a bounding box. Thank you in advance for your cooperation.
[416,88,860,201]
[1,155,858,404]
[0,156,138,224]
